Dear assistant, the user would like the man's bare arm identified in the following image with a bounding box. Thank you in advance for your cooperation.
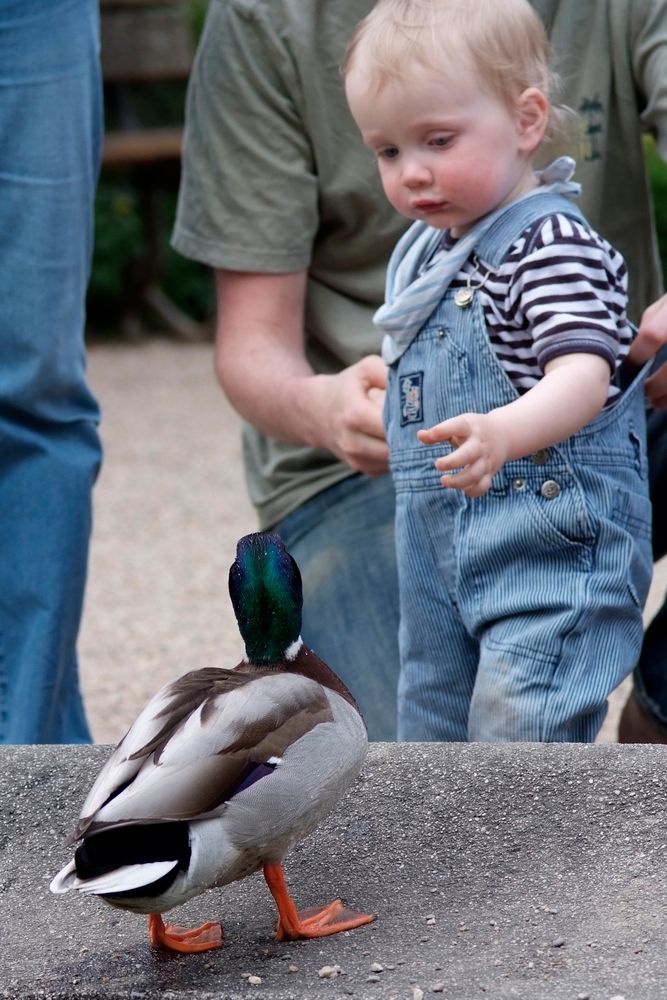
[214,269,390,475]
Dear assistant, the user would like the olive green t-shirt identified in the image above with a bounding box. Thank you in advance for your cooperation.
[172,0,667,528]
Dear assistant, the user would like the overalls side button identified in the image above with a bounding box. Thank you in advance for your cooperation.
[531,449,549,465]
[540,479,561,500]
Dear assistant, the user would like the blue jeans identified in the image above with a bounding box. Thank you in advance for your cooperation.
[0,0,103,743]
[275,474,400,741]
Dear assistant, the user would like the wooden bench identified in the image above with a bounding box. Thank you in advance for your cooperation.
[99,0,205,339]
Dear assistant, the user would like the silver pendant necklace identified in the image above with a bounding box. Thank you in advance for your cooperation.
[454,258,490,307]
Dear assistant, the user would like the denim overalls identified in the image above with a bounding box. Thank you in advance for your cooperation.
[385,193,653,742]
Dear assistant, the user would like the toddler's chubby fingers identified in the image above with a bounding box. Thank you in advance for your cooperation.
[434,441,480,472]
[439,457,491,495]
[462,476,493,498]
[417,426,448,445]
[417,413,472,446]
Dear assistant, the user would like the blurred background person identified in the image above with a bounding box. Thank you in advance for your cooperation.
[0,0,103,743]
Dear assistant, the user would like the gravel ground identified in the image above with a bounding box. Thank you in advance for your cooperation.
[79,339,667,745]
[80,339,256,744]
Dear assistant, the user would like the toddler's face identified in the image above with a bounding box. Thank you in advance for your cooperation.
[346,63,540,237]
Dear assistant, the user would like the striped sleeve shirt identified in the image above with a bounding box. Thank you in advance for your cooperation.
[446,213,632,406]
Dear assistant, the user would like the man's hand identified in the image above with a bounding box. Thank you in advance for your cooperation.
[628,293,667,409]
[311,355,389,475]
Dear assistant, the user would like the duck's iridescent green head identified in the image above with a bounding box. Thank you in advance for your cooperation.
[228,532,303,664]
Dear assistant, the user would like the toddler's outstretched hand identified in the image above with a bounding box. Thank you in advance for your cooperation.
[417,412,509,497]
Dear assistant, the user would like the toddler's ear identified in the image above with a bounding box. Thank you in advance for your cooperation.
[517,87,549,153]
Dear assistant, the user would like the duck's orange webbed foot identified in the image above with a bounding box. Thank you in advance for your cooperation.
[263,862,375,941]
[147,913,223,953]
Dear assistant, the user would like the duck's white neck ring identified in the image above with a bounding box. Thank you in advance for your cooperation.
[284,637,303,661]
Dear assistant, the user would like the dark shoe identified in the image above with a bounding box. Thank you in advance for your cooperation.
[618,690,667,744]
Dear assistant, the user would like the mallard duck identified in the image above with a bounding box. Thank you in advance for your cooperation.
[50,532,374,954]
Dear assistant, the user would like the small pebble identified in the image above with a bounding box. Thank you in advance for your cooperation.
[287,964,299,973]
[431,981,446,993]
[318,965,341,979]
[413,989,425,1000]
[367,975,381,983]
[370,962,384,972]
[247,976,262,986]
[552,938,566,948]
[577,993,590,1000]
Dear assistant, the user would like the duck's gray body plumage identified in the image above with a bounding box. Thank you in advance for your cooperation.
[50,533,372,950]
[52,649,366,913]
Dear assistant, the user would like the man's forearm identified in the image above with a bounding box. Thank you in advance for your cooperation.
[213,268,389,473]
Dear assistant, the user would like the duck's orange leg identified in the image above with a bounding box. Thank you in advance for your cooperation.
[147,913,223,953]
[263,862,375,941]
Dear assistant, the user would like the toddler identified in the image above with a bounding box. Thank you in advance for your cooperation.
[344,0,653,741]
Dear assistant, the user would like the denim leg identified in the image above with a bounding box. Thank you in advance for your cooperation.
[393,488,475,742]
[469,602,642,742]
[633,406,667,727]
[467,478,649,741]
[275,474,400,741]
[0,0,102,743]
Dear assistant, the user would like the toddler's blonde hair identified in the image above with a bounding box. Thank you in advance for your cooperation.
[343,0,564,140]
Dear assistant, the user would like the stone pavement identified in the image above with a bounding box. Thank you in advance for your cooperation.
[2,742,666,1000]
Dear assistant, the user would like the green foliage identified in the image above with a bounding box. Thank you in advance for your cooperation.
[645,136,667,280]
[86,1,214,335]
[87,182,143,308]
[188,0,210,38]
[86,175,213,334]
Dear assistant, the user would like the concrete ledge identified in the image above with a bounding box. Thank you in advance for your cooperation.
[2,743,666,999]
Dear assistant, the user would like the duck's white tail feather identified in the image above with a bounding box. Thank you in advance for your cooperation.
[50,860,77,894]
[51,860,179,897]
